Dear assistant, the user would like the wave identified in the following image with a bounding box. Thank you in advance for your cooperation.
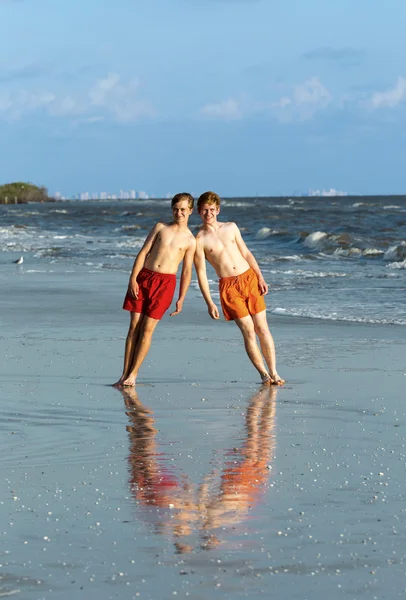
[260,254,304,263]
[387,259,406,269]
[383,243,406,262]
[301,231,352,251]
[272,307,406,326]
[267,268,347,278]
[298,230,405,262]
[255,227,281,239]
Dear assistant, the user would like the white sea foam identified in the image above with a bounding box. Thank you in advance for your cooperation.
[333,247,362,257]
[271,269,347,278]
[362,248,385,257]
[256,227,272,239]
[272,307,406,326]
[115,239,145,249]
[384,243,406,262]
[303,231,328,249]
[387,259,406,269]
[383,205,401,210]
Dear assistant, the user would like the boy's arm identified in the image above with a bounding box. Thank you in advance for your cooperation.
[193,236,220,320]
[234,223,268,295]
[170,237,196,316]
[128,223,163,298]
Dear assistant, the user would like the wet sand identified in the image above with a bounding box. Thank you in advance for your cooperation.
[1,264,405,599]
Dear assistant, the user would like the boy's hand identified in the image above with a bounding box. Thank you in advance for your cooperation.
[208,303,220,320]
[170,300,183,316]
[258,277,268,296]
[128,279,139,299]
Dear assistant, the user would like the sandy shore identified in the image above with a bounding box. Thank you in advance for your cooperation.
[1,261,405,599]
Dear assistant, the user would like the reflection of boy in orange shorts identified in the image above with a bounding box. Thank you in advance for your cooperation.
[219,267,266,321]
[113,193,196,387]
[194,191,284,385]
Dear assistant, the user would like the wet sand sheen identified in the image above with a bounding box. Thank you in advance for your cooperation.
[1,267,405,599]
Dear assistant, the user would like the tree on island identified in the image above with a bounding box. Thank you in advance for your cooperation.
[0,182,54,204]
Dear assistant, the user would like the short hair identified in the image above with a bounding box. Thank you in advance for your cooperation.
[197,191,221,210]
[171,193,194,209]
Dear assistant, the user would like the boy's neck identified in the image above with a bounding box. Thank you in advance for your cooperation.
[171,220,189,230]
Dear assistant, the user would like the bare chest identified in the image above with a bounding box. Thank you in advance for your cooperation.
[203,232,236,257]
[155,231,188,255]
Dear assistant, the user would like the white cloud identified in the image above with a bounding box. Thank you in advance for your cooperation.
[370,76,406,109]
[272,77,332,121]
[200,98,242,120]
[0,90,55,120]
[199,77,332,123]
[88,74,155,122]
[0,72,155,123]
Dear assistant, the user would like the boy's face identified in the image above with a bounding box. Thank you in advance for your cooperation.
[198,202,220,225]
[172,199,193,223]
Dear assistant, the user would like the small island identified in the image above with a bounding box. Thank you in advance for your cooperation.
[0,182,55,204]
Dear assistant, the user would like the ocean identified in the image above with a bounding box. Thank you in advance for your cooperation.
[1,195,405,325]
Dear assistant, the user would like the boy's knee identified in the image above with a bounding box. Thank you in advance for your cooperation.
[254,324,269,337]
[241,326,256,341]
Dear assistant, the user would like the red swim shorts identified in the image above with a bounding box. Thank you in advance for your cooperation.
[123,267,176,320]
[219,268,266,321]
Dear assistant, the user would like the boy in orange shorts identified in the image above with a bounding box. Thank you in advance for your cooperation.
[194,191,284,385]
[113,193,196,387]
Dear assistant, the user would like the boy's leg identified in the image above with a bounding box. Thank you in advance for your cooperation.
[113,311,142,386]
[252,310,284,385]
[122,315,160,386]
[234,315,271,383]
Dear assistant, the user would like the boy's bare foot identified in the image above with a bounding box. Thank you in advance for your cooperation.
[121,376,137,387]
[270,373,285,386]
[261,373,272,385]
[112,377,126,387]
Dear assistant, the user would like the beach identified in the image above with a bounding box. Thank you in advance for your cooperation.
[1,260,405,600]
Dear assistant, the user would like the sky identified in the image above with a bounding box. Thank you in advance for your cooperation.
[1,0,406,197]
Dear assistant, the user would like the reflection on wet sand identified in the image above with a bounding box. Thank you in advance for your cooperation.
[121,385,277,553]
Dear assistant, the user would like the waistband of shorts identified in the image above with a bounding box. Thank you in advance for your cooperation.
[219,267,253,284]
[141,267,176,280]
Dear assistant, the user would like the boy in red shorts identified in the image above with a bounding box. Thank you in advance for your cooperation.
[114,193,196,387]
[194,191,284,385]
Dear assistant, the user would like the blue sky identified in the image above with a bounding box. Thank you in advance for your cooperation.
[1,0,405,197]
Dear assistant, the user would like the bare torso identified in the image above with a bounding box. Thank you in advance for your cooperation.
[145,223,194,274]
[197,222,250,278]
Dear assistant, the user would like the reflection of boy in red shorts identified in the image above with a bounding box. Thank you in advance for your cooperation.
[113,194,196,387]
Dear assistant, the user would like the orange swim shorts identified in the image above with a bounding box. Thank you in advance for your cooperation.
[123,267,176,320]
[219,268,266,321]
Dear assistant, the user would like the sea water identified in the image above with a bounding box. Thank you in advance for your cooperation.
[1,195,405,325]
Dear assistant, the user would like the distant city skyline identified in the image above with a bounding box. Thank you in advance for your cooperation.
[54,186,349,200]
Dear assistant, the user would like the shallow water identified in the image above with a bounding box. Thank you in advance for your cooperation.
[1,275,405,600]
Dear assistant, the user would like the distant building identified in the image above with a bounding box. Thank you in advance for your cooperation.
[309,187,347,197]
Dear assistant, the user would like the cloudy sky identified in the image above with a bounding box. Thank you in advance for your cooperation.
[1,0,405,197]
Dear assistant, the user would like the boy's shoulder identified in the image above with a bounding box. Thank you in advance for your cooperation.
[150,221,166,232]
